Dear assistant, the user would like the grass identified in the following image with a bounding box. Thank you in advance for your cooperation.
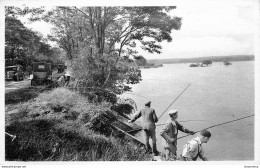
[5,88,151,161]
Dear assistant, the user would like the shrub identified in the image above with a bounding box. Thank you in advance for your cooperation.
[111,97,137,118]
[5,117,150,161]
[5,87,150,161]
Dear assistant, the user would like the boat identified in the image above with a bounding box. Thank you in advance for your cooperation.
[111,114,162,160]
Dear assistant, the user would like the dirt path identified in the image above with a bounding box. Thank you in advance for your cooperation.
[5,78,31,94]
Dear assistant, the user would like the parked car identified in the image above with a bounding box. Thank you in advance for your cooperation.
[5,65,25,81]
[31,62,52,86]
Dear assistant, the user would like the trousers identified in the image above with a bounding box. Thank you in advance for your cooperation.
[143,129,158,154]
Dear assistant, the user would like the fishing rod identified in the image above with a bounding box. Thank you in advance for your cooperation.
[114,114,254,137]
[115,84,191,136]
[177,114,255,140]
[158,83,191,120]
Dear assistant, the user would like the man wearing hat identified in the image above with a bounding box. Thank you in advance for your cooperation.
[64,70,71,87]
[160,109,195,160]
[180,129,211,161]
[128,101,159,155]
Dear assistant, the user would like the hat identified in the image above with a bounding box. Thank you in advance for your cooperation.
[200,129,211,138]
[145,101,151,106]
[168,109,178,115]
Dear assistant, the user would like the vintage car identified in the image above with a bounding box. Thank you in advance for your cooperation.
[5,65,25,81]
[30,62,52,86]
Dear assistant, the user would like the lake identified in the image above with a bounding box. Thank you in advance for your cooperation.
[122,61,255,161]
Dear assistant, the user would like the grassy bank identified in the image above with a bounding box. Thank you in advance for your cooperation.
[5,88,150,161]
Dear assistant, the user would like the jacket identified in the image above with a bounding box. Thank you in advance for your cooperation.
[160,120,192,148]
[131,106,158,130]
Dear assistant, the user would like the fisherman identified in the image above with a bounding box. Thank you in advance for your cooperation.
[128,101,159,156]
[180,129,211,161]
[160,109,195,160]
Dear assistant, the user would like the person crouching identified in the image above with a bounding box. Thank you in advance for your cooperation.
[180,129,211,161]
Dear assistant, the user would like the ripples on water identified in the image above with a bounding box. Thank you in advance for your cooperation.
[122,61,254,161]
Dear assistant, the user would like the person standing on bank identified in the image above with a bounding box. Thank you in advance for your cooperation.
[64,70,71,87]
[57,75,66,87]
[160,109,195,160]
[180,129,211,161]
[128,101,159,156]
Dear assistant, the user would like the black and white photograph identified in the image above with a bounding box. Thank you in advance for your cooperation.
[1,0,259,167]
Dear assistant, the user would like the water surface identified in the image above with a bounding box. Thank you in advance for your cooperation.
[122,61,254,161]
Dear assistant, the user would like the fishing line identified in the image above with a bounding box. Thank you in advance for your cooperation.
[155,120,208,126]
[177,114,255,140]
[114,114,254,136]
[123,92,150,99]
[157,83,191,120]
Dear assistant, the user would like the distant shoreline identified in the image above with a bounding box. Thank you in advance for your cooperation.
[137,63,163,69]
[147,55,254,64]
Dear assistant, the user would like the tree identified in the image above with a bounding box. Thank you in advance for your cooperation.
[5,7,61,69]
[5,16,42,67]
[39,7,182,100]
[5,6,45,18]
[134,55,147,66]
[202,60,212,66]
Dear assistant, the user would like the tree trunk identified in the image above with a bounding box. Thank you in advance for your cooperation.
[11,45,15,65]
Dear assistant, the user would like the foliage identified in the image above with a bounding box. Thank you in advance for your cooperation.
[25,88,117,135]
[6,118,150,161]
[5,6,182,101]
[5,88,151,161]
[5,7,63,69]
[134,55,147,66]
[5,6,45,18]
[202,60,212,66]
[111,97,137,117]
[68,47,142,99]
[37,6,181,101]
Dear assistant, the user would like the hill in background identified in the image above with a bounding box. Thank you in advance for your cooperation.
[147,55,254,64]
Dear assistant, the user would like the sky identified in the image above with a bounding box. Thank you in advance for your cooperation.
[139,0,259,59]
[1,0,259,60]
